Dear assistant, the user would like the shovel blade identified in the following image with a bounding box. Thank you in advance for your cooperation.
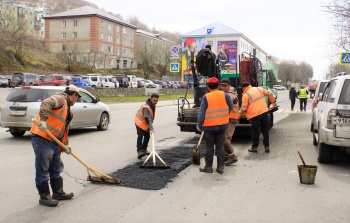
[192,149,200,165]
[86,176,121,184]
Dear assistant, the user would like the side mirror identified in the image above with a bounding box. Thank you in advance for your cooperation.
[318,93,323,101]
[95,98,100,103]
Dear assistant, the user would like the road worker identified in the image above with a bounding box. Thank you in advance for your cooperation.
[197,77,233,174]
[30,85,79,207]
[239,82,277,153]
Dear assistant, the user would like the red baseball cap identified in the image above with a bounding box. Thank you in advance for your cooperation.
[207,77,219,84]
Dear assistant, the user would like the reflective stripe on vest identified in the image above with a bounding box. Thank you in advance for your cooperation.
[230,102,240,119]
[30,99,68,142]
[134,102,154,131]
[243,87,269,120]
[299,89,308,98]
[203,91,229,127]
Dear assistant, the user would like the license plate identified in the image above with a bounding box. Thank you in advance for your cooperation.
[9,110,26,116]
[332,117,350,124]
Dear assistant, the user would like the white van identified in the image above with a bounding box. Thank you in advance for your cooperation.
[127,75,137,88]
[82,75,103,88]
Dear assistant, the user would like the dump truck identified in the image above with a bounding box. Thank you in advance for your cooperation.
[177,51,278,135]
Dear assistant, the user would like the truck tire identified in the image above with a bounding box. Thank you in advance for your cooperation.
[269,113,274,129]
[10,130,26,137]
[312,129,317,146]
[317,133,333,163]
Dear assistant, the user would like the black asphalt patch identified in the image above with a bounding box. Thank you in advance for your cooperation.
[109,137,204,190]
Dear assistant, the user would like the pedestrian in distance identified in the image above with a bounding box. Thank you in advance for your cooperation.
[30,85,80,207]
[220,78,239,165]
[297,85,309,112]
[197,77,234,174]
[134,93,159,159]
[239,82,277,153]
[289,87,298,111]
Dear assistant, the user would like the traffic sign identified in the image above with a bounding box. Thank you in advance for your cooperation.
[170,62,179,73]
[340,52,350,65]
[171,46,179,54]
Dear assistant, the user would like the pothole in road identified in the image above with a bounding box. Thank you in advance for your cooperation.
[109,137,204,190]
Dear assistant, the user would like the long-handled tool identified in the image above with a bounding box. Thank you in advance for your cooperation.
[140,132,170,169]
[297,150,307,167]
[193,131,203,165]
[32,119,121,185]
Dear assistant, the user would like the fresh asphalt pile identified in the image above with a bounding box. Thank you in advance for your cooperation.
[109,137,203,190]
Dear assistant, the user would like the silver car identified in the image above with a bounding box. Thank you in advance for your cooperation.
[0,86,110,137]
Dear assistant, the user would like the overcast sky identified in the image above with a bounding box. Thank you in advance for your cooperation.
[89,0,335,80]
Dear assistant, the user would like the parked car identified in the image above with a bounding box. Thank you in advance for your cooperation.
[179,81,189,89]
[313,72,350,163]
[10,72,39,87]
[114,76,129,88]
[174,81,180,89]
[273,85,286,90]
[0,75,8,87]
[137,80,146,88]
[143,79,160,88]
[152,80,167,88]
[71,76,91,87]
[102,76,116,88]
[63,75,73,85]
[310,80,328,132]
[163,81,173,88]
[0,86,110,137]
[127,75,138,88]
[33,74,67,86]
[82,75,103,88]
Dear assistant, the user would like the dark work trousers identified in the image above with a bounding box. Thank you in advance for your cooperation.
[300,98,307,111]
[291,99,296,110]
[249,112,269,147]
[135,124,150,151]
[204,130,225,159]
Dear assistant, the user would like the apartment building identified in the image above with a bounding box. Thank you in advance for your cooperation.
[0,0,48,39]
[43,6,137,69]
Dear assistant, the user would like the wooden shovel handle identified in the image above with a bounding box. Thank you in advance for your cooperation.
[196,131,204,150]
[298,151,306,166]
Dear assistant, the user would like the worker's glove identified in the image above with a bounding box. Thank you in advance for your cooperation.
[272,102,277,107]
[65,146,72,155]
[149,130,155,135]
[38,121,47,131]
[196,126,202,132]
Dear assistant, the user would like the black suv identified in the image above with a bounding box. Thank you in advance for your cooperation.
[10,72,39,87]
[114,76,129,88]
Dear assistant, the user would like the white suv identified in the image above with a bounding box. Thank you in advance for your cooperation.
[313,72,350,163]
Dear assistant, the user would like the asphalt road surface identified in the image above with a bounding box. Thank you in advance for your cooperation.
[0,88,349,222]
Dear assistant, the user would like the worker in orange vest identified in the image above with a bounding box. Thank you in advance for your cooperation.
[220,78,239,165]
[239,82,277,153]
[134,93,159,159]
[30,85,80,207]
[197,77,233,174]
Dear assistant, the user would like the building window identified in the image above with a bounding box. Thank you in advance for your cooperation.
[116,36,120,43]
[100,33,104,40]
[122,28,127,34]
[62,44,66,51]
[117,26,119,32]
[107,46,112,53]
[108,23,112,31]
[109,59,113,65]
[62,21,66,28]
[73,32,77,39]
[123,38,127,45]
[116,47,119,55]
[130,50,133,57]
[100,20,104,28]
[62,32,66,39]
[122,49,127,56]
[108,34,112,42]
[130,39,133,46]
[73,20,78,26]
[131,30,134,37]
[82,56,87,64]
[100,44,104,52]
[123,60,127,68]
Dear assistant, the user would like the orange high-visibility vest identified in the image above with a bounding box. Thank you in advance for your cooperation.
[203,91,229,127]
[30,98,69,145]
[241,86,275,120]
[134,102,154,131]
[230,100,240,120]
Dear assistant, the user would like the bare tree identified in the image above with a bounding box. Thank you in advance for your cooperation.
[325,62,350,79]
[136,39,159,79]
[277,61,313,85]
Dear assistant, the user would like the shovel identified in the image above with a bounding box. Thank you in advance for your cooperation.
[193,131,203,165]
[32,119,121,185]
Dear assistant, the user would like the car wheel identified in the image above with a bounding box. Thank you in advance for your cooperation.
[317,133,334,163]
[97,113,109,131]
[312,128,317,146]
[310,122,314,132]
[10,130,26,137]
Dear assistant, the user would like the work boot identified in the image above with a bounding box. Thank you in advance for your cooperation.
[216,157,225,174]
[248,146,258,153]
[137,150,146,159]
[50,177,74,200]
[224,154,238,165]
[36,184,59,207]
[199,157,213,173]
[143,149,150,155]
[265,146,270,153]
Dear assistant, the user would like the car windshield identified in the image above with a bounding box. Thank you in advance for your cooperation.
[338,79,350,105]
[6,89,62,102]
